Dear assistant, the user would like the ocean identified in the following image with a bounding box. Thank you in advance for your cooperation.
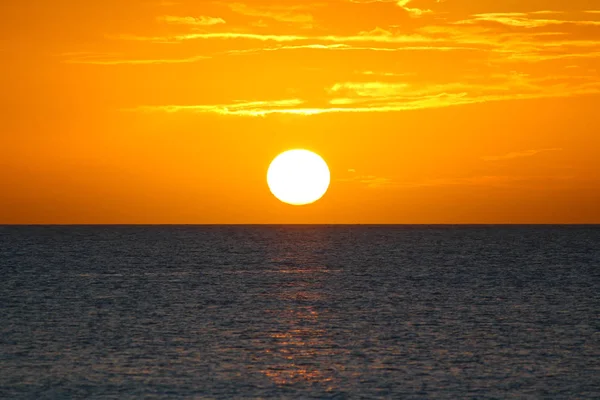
[1,225,599,398]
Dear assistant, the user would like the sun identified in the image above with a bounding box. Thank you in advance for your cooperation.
[267,149,331,206]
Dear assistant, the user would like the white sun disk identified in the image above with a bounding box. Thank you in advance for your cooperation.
[267,150,330,206]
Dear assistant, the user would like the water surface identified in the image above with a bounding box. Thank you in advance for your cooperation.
[1,225,599,398]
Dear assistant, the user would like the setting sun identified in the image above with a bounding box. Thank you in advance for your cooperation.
[267,150,330,206]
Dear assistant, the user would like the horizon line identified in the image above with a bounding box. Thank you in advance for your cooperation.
[1,223,599,227]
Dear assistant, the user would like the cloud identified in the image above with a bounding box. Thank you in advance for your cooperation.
[397,0,432,17]
[329,82,410,97]
[221,43,480,57]
[157,15,226,26]
[99,0,600,118]
[456,13,600,28]
[126,70,600,117]
[226,3,314,26]
[327,79,516,104]
[482,148,563,162]
[222,43,351,55]
[359,70,415,77]
[128,94,474,116]
[62,53,210,65]
[128,96,463,116]
[100,0,599,72]
[348,0,434,17]
[503,51,600,63]
[322,69,600,111]
[359,27,394,37]
[530,11,564,15]
[215,38,598,63]
[110,30,438,44]
[415,20,600,65]
[108,19,600,67]
[127,99,309,116]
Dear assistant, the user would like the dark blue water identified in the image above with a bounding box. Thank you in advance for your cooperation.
[1,226,599,399]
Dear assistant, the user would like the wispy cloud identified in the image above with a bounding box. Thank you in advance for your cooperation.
[348,0,434,17]
[123,57,600,116]
[61,42,481,67]
[221,43,481,57]
[482,148,563,162]
[157,15,226,26]
[127,79,599,117]
[328,79,516,104]
[323,72,600,110]
[127,99,309,116]
[110,30,438,44]
[329,82,410,97]
[226,3,314,26]
[62,53,210,65]
[397,0,432,17]
[127,94,477,116]
[222,43,351,55]
[456,13,600,28]
[108,22,600,66]
[359,70,415,77]
[97,0,600,118]
[530,11,564,15]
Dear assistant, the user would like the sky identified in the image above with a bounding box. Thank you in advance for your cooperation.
[1,0,599,224]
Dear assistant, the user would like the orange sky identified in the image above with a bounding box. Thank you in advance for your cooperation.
[1,0,599,224]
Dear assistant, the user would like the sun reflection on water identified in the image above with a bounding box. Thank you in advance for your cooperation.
[257,234,343,387]
[259,305,338,385]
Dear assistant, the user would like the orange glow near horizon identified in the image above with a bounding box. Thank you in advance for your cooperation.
[1,0,599,223]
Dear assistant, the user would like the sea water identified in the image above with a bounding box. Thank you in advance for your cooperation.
[1,225,599,398]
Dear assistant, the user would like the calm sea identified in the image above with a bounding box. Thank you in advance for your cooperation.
[1,225,599,399]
